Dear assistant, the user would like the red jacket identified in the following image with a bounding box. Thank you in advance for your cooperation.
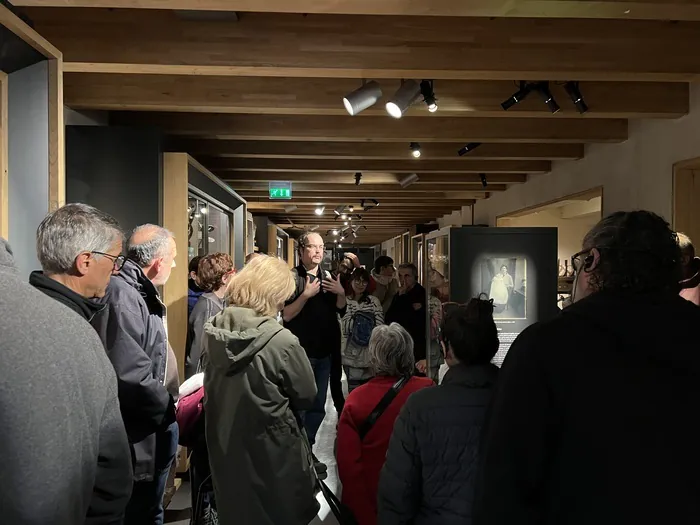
[337,375,434,525]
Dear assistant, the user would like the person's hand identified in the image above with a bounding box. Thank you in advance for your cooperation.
[416,360,427,374]
[345,253,360,268]
[412,302,422,311]
[302,276,321,299]
[322,274,345,295]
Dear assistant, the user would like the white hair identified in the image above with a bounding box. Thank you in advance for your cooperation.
[127,224,174,267]
[369,323,415,377]
[36,203,122,274]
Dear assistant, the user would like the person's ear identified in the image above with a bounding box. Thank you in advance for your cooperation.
[75,252,92,277]
[586,248,601,272]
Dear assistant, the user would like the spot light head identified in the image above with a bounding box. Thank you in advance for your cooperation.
[501,81,532,111]
[355,172,362,185]
[420,80,438,113]
[410,142,421,158]
[564,81,589,114]
[314,206,325,216]
[342,80,383,116]
[534,82,560,114]
[480,173,488,188]
[457,142,482,156]
[386,79,421,119]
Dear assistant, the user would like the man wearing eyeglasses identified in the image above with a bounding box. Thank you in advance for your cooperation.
[30,202,126,320]
[475,211,700,525]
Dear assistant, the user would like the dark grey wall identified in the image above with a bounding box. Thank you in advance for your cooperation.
[66,126,163,235]
[8,60,49,278]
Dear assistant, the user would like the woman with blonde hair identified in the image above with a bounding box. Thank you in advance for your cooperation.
[203,255,319,525]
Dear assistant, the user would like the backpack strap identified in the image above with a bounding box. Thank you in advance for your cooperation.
[358,375,410,441]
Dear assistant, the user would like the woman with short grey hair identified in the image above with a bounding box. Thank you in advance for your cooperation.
[337,322,433,525]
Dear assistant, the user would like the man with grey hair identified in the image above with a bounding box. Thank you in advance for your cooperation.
[92,224,179,525]
[30,203,126,320]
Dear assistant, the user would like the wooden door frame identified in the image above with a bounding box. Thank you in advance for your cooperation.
[672,157,700,230]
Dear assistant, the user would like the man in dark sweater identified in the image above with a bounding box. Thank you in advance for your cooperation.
[475,211,700,525]
[386,263,427,374]
[283,231,346,447]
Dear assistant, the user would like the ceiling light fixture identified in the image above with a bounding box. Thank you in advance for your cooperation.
[283,204,298,213]
[501,81,532,111]
[420,80,438,112]
[334,205,345,216]
[410,142,421,158]
[343,80,383,116]
[332,229,339,236]
[399,173,420,188]
[480,173,488,188]
[563,81,588,114]
[314,206,325,216]
[458,142,482,156]
[338,244,343,248]
[534,82,560,114]
[343,220,349,225]
[355,172,362,185]
[386,79,421,119]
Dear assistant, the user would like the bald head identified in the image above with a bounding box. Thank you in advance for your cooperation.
[128,224,177,286]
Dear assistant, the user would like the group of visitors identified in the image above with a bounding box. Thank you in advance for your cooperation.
[2,207,700,525]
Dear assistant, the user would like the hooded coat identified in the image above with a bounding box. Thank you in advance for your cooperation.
[203,306,320,525]
[474,290,700,525]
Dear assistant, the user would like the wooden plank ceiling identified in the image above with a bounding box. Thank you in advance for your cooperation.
[17,3,694,246]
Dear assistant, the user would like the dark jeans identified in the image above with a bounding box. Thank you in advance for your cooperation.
[329,346,345,413]
[125,422,179,525]
[301,356,331,445]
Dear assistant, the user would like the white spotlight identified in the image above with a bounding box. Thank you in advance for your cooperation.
[399,173,420,188]
[332,229,339,236]
[343,221,349,226]
[338,244,343,248]
[341,214,348,220]
[343,81,383,116]
[200,207,208,214]
[315,206,325,216]
[386,80,421,119]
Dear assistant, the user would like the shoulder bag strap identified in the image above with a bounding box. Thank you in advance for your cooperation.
[358,375,410,441]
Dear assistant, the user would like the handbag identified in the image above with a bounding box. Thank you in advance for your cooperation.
[358,375,410,441]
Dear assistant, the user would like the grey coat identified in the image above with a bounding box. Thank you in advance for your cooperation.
[0,239,132,524]
[185,291,225,378]
[204,306,319,525]
[92,260,174,481]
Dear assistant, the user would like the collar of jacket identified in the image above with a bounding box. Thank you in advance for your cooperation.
[117,259,165,317]
[29,270,106,321]
[441,363,499,388]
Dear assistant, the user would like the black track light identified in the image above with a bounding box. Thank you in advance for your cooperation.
[458,142,482,156]
[420,80,438,112]
[371,199,379,206]
[410,142,421,158]
[501,81,531,111]
[564,81,588,114]
[534,82,560,114]
[355,172,362,185]
[480,173,488,188]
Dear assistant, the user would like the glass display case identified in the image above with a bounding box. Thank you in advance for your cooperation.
[411,234,424,284]
[188,193,233,262]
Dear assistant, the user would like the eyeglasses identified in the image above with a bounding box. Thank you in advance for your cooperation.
[92,251,127,271]
[305,244,325,251]
[571,249,593,275]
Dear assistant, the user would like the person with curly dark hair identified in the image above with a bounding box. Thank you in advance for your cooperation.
[378,296,499,525]
[475,211,700,525]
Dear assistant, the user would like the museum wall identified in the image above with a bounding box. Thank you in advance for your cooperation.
[438,205,474,228]
[8,60,49,278]
[471,84,700,226]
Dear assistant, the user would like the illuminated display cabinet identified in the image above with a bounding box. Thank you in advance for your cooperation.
[424,226,558,370]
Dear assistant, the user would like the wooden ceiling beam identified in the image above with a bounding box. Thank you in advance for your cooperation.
[220,172,526,184]
[16,1,700,22]
[245,200,471,208]
[112,113,627,144]
[22,9,700,81]
[236,188,488,197]
[174,140,584,161]
[64,74,689,119]
[206,158,549,174]
[233,183,504,193]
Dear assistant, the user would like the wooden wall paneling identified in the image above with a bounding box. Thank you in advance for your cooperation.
[287,236,295,268]
[48,58,65,212]
[162,152,189,383]
[0,73,7,239]
[267,223,278,257]
[673,164,700,246]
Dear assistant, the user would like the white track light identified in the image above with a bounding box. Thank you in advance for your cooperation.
[343,81,383,116]
[399,173,420,188]
[386,80,421,119]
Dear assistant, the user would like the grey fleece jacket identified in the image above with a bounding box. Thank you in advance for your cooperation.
[0,238,133,524]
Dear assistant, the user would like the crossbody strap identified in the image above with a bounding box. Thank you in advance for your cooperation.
[358,375,410,441]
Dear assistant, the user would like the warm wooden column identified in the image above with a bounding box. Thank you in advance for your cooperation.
[48,58,64,212]
[287,237,295,268]
[0,73,7,239]
[162,152,189,383]
[267,224,277,257]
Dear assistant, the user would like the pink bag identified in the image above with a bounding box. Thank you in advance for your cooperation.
[176,386,205,448]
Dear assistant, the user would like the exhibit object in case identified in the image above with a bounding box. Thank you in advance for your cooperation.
[425,226,558,370]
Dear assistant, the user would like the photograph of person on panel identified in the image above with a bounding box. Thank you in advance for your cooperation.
[478,257,527,319]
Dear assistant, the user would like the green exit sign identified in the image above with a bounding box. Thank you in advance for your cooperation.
[269,181,292,200]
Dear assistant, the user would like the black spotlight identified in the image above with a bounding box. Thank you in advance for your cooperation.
[534,82,560,114]
[410,142,421,158]
[564,81,588,114]
[501,81,531,111]
[458,142,482,156]
[355,172,362,185]
[420,80,438,112]
[480,173,488,188]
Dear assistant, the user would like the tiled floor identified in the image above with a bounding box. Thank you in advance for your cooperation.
[165,385,343,525]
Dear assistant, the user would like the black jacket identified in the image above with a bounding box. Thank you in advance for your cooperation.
[29,271,105,321]
[386,283,427,361]
[4,242,132,524]
[378,364,498,525]
[91,260,174,482]
[284,264,345,359]
[186,291,225,378]
[474,291,700,525]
